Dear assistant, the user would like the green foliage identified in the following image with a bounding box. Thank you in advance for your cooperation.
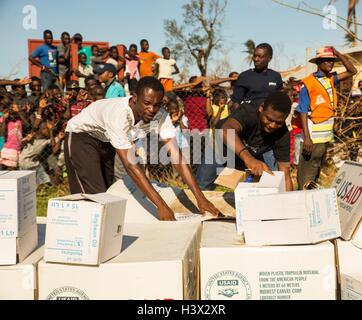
[242,39,256,65]
[36,181,69,217]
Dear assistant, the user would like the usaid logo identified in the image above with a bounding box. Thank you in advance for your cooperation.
[205,270,252,300]
[46,286,90,300]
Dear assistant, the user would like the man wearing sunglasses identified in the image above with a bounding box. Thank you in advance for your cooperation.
[296,46,357,190]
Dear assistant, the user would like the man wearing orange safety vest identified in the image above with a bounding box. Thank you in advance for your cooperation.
[296,46,357,190]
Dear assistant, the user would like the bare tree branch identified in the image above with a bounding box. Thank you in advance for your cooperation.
[164,0,228,76]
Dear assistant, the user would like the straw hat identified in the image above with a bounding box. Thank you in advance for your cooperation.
[309,47,337,64]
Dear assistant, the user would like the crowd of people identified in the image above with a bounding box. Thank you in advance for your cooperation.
[0,29,359,207]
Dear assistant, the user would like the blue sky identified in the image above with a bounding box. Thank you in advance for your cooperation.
[0,0,360,79]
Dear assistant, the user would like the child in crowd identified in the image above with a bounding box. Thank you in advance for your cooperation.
[90,45,103,70]
[155,47,179,92]
[85,75,99,92]
[89,85,106,101]
[166,94,190,164]
[19,121,64,186]
[210,89,229,129]
[76,53,93,88]
[125,44,140,95]
[110,46,125,76]
[0,100,23,169]
[0,96,9,158]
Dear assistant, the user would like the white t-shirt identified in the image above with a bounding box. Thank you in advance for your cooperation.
[106,58,118,69]
[66,98,176,150]
[156,58,176,79]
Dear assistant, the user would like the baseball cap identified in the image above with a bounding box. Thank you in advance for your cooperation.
[93,63,117,75]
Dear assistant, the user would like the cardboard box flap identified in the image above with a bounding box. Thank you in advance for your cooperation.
[81,193,126,205]
[175,212,235,222]
[240,189,338,222]
[0,171,36,179]
[201,221,244,248]
[214,168,246,190]
[241,191,308,221]
[51,194,89,202]
[258,171,286,190]
[0,171,9,177]
[50,193,126,204]
[332,161,362,240]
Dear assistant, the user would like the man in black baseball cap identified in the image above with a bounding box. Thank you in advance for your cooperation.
[94,63,126,98]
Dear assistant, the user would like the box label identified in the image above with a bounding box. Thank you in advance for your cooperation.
[205,270,252,300]
[46,286,90,300]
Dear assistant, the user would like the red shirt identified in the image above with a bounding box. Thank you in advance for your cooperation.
[70,100,92,118]
[183,96,208,132]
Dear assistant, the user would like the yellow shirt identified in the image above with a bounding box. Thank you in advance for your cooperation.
[212,104,230,121]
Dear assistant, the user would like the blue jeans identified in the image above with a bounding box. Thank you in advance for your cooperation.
[196,146,227,190]
[263,150,278,171]
[196,148,277,190]
[40,70,58,91]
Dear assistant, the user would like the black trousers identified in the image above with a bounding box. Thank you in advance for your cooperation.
[64,132,116,194]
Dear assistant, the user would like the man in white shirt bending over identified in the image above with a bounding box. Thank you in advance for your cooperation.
[65,77,220,221]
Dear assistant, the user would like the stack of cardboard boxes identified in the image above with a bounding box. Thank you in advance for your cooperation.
[0,171,43,300]
[331,162,362,300]
[2,161,361,300]
[38,190,203,300]
[200,171,341,300]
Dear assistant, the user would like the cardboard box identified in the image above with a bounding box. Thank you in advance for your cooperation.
[172,190,236,218]
[44,193,127,266]
[335,239,362,276]
[0,245,43,300]
[352,222,362,249]
[107,176,181,224]
[331,161,362,240]
[237,189,341,245]
[200,221,337,300]
[235,171,285,232]
[0,224,38,266]
[108,177,236,221]
[0,171,37,265]
[215,168,247,190]
[0,218,46,300]
[39,222,202,300]
[341,274,362,300]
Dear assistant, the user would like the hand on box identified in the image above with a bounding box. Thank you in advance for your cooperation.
[245,157,273,176]
[197,198,221,217]
[158,206,176,221]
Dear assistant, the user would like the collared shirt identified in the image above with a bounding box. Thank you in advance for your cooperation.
[230,68,283,107]
[105,80,126,99]
[66,97,176,150]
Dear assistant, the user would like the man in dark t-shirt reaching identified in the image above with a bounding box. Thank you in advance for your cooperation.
[196,91,293,191]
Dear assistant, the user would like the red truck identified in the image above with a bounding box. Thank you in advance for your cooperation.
[28,39,125,81]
